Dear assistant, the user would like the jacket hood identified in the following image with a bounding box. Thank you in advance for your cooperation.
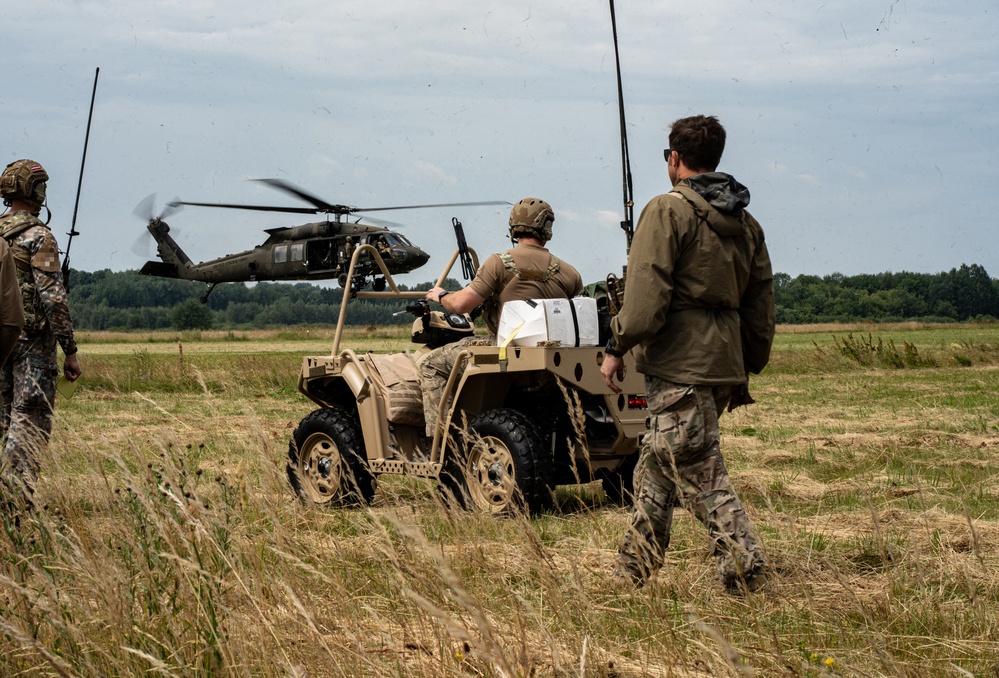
[681,172,750,215]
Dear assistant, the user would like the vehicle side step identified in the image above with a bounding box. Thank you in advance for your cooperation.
[369,459,443,478]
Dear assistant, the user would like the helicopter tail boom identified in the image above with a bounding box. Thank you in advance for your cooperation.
[140,218,196,280]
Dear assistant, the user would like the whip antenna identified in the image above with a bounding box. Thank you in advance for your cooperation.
[608,0,634,251]
[63,66,100,288]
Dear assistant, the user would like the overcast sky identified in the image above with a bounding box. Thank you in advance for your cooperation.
[4,1,997,289]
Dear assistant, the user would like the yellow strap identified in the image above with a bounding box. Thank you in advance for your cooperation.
[498,321,525,362]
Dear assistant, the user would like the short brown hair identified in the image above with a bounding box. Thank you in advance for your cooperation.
[668,115,726,172]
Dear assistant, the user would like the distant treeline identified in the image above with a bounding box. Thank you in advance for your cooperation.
[65,264,999,331]
[67,270,434,331]
[774,264,998,324]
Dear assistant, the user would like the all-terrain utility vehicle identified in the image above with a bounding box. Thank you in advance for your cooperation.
[287,242,647,514]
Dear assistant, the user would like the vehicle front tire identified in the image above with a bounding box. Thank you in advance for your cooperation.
[288,407,375,507]
[455,408,552,516]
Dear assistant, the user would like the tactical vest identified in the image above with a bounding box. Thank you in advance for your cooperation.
[482,252,569,332]
[1,212,47,331]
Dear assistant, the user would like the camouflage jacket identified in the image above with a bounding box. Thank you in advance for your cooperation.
[0,211,78,355]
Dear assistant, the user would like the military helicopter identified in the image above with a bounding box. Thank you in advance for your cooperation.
[138,178,507,301]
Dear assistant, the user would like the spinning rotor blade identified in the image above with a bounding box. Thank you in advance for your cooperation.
[353,215,404,228]
[133,194,182,221]
[252,178,341,213]
[131,194,182,259]
[132,194,157,221]
[167,199,317,215]
[131,231,154,258]
[170,175,511,220]
[355,200,511,213]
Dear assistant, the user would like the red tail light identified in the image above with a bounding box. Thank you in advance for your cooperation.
[628,395,647,409]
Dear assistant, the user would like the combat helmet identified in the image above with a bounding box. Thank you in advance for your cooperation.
[508,198,554,243]
[1,159,49,208]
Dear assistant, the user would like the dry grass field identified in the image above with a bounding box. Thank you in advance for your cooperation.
[2,323,997,676]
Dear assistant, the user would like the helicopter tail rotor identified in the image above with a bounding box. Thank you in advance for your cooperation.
[133,193,182,223]
[132,194,183,258]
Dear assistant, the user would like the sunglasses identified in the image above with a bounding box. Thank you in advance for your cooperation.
[663,148,672,163]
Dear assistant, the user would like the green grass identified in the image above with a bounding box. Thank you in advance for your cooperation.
[0,323,997,675]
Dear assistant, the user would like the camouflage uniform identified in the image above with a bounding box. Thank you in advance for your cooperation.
[418,334,491,438]
[1,211,78,485]
[618,376,763,586]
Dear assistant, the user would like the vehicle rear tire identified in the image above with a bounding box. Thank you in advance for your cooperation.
[288,407,375,507]
[454,408,552,516]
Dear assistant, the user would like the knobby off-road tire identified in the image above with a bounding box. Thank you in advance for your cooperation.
[288,407,375,507]
[451,408,553,516]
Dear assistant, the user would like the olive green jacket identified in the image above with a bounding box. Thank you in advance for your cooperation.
[609,173,775,385]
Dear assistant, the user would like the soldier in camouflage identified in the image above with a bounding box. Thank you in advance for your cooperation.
[0,159,82,494]
[601,116,775,594]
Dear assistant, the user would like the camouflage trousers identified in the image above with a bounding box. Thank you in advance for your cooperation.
[418,335,492,438]
[617,376,764,587]
[1,330,59,487]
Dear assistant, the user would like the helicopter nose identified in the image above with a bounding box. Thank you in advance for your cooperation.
[411,247,430,267]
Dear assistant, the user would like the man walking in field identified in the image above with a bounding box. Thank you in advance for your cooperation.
[601,115,775,593]
[0,159,82,498]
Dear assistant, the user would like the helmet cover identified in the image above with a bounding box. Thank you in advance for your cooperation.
[508,197,554,242]
[1,159,48,206]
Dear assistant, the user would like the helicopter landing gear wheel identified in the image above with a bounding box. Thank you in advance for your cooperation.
[337,274,348,288]
[372,277,387,292]
[457,408,552,516]
[288,407,374,507]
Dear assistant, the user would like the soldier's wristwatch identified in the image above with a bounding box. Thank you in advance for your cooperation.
[437,290,449,302]
[604,337,624,358]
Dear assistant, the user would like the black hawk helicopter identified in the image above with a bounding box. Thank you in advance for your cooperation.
[138,178,507,301]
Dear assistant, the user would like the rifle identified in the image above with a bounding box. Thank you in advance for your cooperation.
[62,67,100,289]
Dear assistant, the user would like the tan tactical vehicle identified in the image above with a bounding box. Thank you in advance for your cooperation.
[287,243,647,515]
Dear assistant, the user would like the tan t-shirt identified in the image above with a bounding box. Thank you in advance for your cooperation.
[467,241,583,334]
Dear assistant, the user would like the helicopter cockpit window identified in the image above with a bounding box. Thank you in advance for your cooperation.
[273,245,288,264]
[383,234,404,247]
[290,243,305,262]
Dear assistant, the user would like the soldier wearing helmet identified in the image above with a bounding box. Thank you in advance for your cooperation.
[419,198,582,438]
[1,159,82,497]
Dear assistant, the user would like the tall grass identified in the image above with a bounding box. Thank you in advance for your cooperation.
[0,325,996,675]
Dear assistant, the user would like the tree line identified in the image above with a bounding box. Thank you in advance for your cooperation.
[773,264,998,324]
[64,264,999,331]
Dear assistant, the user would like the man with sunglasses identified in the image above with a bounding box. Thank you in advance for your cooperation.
[600,115,775,594]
